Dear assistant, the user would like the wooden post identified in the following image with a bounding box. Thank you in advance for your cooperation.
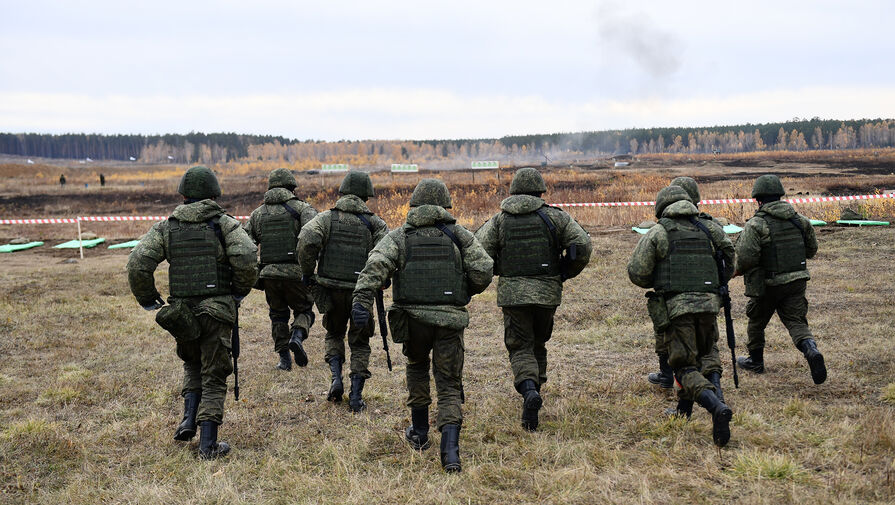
[77,217,84,260]
[472,170,476,185]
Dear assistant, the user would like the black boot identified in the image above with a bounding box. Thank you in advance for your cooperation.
[797,338,827,384]
[404,408,431,450]
[647,353,674,388]
[327,357,344,403]
[518,379,542,432]
[696,389,733,447]
[706,371,724,404]
[289,328,308,367]
[198,421,231,460]
[664,398,693,419]
[348,376,366,412]
[276,349,292,371]
[173,391,200,441]
[439,424,461,473]
[737,348,765,373]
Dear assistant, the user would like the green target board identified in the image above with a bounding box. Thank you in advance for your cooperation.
[321,164,349,172]
[391,164,419,173]
[471,161,499,169]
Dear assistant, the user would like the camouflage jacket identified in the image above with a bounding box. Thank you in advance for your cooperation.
[297,194,389,290]
[352,204,493,330]
[243,188,317,280]
[475,194,592,307]
[735,200,817,288]
[126,200,258,324]
[627,200,734,319]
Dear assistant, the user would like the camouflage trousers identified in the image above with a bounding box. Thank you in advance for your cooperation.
[178,314,233,425]
[746,279,813,351]
[655,327,722,375]
[322,288,373,379]
[402,316,464,431]
[665,313,721,402]
[264,279,315,353]
[503,305,556,391]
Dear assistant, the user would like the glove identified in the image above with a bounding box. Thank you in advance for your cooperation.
[142,297,164,311]
[351,302,371,327]
[382,278,391,289]
[232,294,245,307]
[301,274,317,287]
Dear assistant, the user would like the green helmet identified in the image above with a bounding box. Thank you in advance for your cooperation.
[751,174,785,199]
[178,166,221,200]
[409,178,452,208]
[339,171,375,199]
[655,185,690,218]
[509,167,547,195]
[671,176,700,205]
[268,168,297,190]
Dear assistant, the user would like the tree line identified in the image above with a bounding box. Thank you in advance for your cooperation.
[2,119,893,165]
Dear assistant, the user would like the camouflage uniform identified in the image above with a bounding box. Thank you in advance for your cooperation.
[127,166,257,459]
[244,169,317,368]
[475,167,592,431]
[628,185,734,447]
[297,172,388,410]
[352,179,493,472]
[735,175,826,384]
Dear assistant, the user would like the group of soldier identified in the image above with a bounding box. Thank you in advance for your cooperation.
[126,165,825,471]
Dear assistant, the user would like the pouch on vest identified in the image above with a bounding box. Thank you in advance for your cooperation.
[387,307,409,344]
[645,291,670,333]
[317,210,373,282]
[156,299,200,344]
[259,205,300,264]
[498,209,560,277]
[744,268,766,297]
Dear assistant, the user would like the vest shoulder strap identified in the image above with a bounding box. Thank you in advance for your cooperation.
[282,202,302,221]
[435,222,464,261]
[534,208,558,245]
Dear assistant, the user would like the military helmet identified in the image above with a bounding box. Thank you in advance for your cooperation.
[509,167,547,195]
[751,174,785,199]
[268,168,297,190]
[339,171,375,199]
[670,176,700,205]
[409,178,452,208]
[178,165,221,200]
[654,185,690,218]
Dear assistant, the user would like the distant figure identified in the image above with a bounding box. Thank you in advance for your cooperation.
[99,174,106,187]
[59,174,66,187]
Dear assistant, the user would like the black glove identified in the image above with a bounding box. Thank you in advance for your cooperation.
[301,274,317,287]
[351,302,370,327]
[382,278,391,289]
[141,296,164,311]
[232,294,245,307]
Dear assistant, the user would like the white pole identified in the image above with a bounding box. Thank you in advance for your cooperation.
[77,217,84,259]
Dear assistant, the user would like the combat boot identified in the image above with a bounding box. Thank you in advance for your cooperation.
[439,424,461,473]
[518,379,542,432]
[289,328,309,367]
[198,421,231,460]
[348,376,366,412]
[706,371,724,403]
[647,353,674,388]
[796,338,827,384]
[664,398,693,419]
[276,349,292,371]
[327,357,344,403]
[736,348,765,373]
[404,408,431,450]
[696,389,733,447]
[173,391,200,441]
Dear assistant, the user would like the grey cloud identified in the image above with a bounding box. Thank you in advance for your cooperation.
[596,1,683,79]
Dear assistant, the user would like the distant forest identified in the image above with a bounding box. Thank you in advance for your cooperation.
[1,118,893,166]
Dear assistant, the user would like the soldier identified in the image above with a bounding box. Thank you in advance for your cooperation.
[647,177,726,408]
[628,185,735,447]
[475,167,592,431]
[350,179,493,473]
[126,166,257,459]
[297,171,388,412]
[59,174,66,187]
[734,175,826,384]
[244,168,318,371]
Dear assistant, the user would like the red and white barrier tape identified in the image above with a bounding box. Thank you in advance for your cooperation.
[552,192,895,208]
[0,218,79,224]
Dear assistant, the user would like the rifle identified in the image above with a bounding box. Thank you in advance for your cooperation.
[561,243,577,281]
[375,289,392,371]
[232,305,241,400]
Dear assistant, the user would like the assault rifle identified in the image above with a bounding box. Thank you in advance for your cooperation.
[375,289,392,371]
[232,305,241,400]
[561,244,577,281]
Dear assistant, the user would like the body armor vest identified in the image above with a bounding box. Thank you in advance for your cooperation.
[393,225,468,306]
[258,204,300,264]
[757,212,807,277]
[168,218,232,298]
[653,218,719,294]
[318,210,373,282]
[498,209,559,277]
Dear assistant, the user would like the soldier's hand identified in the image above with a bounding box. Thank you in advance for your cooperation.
[142,297,164,311]
[301,274,317,287]
[351,302,371,327]
[232,294,245,307]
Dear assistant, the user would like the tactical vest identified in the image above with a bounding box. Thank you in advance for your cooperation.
[317,210,374,282]
[498,209,560,277]
[258,204,301,264]
[393,225,468,306]
[653,218,719,294]
[167,217,232,298]
[757,212,807,277]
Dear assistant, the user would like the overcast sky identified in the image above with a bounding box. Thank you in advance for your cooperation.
[1,0,892,140]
